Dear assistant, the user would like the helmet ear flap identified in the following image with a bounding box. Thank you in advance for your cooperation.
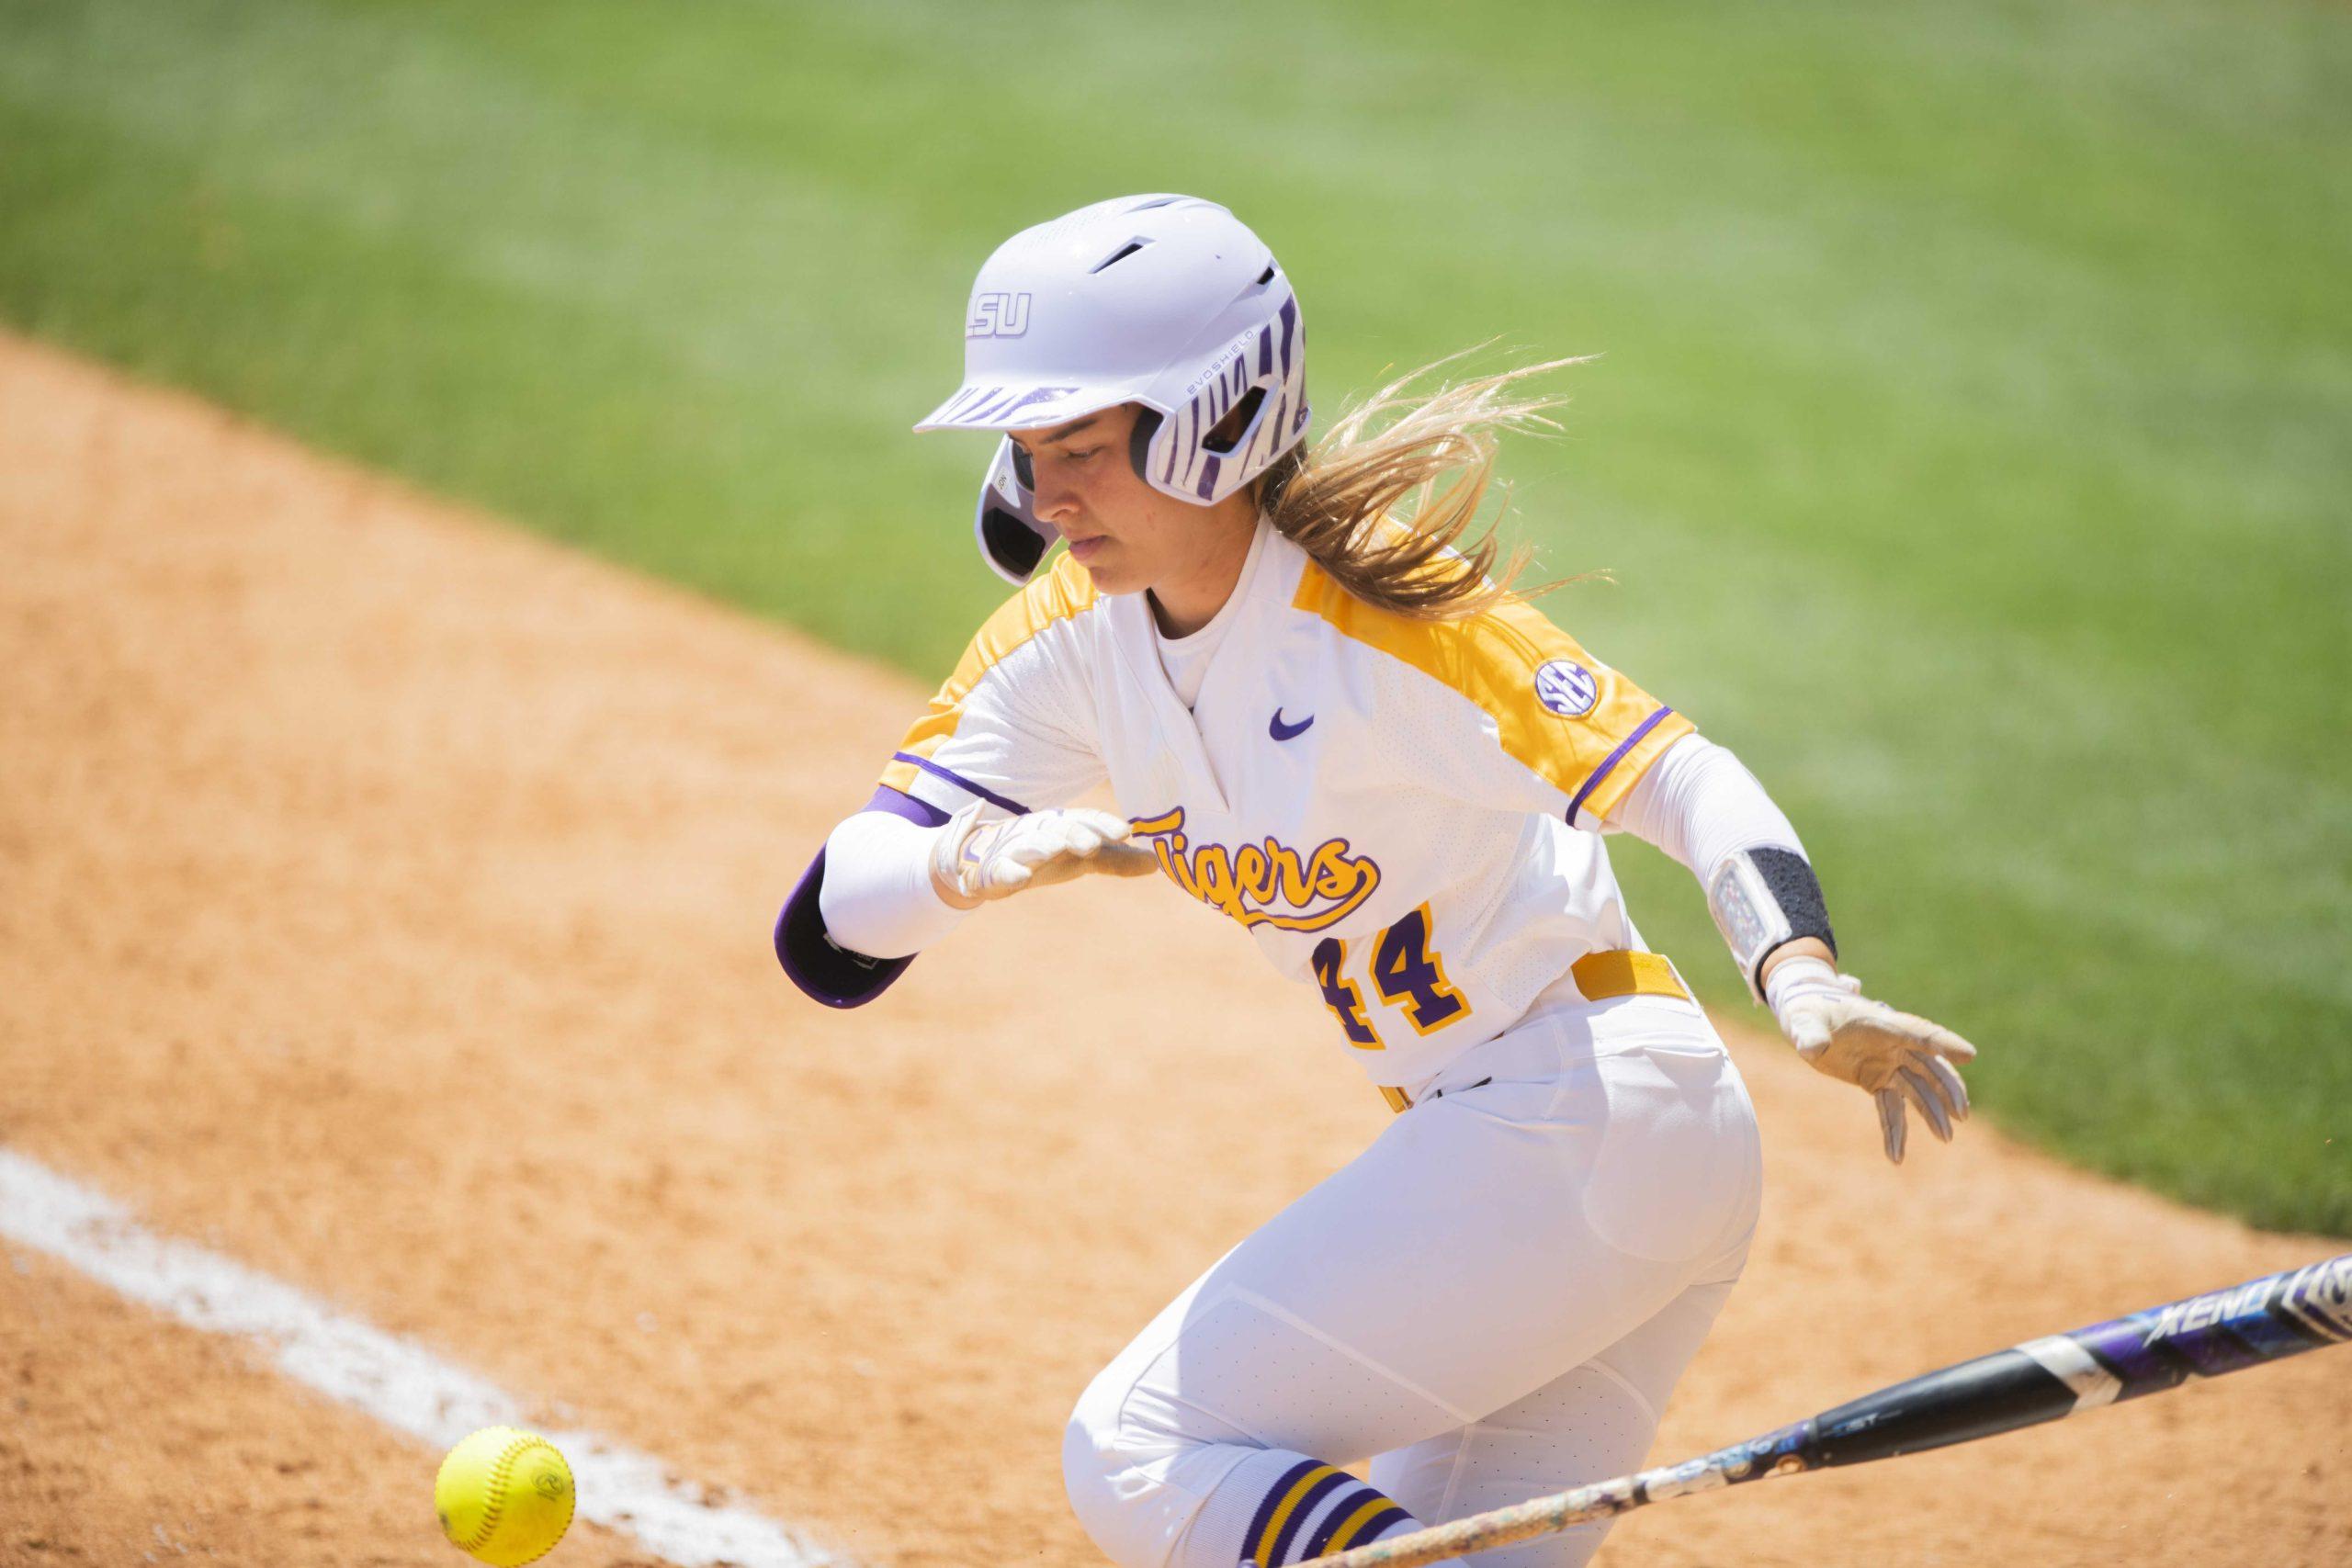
[1127,408,1164,482]
[978,502,1048,581]
[973,437,1053,585]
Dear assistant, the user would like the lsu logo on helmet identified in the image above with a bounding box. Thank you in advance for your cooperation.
[966,291,1032,338]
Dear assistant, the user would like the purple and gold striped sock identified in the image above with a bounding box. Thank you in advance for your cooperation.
[1187,1449,1427,1568]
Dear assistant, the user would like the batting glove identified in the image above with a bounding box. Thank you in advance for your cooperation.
[1765,956,1976,1165]
[929,802,1160,909]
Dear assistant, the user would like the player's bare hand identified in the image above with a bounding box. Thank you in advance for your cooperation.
[930,804,1160,908]
[1765,956,1975,1165]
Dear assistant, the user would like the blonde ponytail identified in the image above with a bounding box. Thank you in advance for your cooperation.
[1254,354,1589,620]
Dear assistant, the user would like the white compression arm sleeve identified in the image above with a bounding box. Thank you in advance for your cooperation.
[816,809,971,961]
[1607,732,1807,874]
[1611,732,1844,998]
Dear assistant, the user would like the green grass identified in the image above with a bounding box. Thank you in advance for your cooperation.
[2,0,2346,1231]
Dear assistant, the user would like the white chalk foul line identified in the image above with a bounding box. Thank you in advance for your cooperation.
[0,1148,839,1568]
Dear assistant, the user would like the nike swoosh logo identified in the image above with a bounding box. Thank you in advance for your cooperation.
[1270,709,1314,741]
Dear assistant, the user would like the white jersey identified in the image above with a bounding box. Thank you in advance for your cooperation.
[877,519,1695,1090]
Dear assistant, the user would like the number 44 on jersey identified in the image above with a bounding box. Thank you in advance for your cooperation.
[1312,903,1469,1049]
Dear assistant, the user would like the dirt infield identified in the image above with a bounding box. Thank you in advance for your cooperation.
[0,331,2343,1567]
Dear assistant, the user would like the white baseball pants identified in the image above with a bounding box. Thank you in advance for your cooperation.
[1063,991,1762,1568]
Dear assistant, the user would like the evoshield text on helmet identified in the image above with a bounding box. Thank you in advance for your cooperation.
[913,194,1310,584]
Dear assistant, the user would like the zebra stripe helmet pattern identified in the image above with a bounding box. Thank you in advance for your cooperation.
[912,194,1311,583]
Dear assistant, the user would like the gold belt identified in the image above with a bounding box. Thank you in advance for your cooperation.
[1377,950,1692,1113]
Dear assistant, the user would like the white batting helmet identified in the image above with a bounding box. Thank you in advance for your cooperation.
[914,194,1310,583]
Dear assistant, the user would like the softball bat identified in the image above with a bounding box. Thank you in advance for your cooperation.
[1298,1251,2352,1568]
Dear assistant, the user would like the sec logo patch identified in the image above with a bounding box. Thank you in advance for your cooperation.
[1534,659,1600,717]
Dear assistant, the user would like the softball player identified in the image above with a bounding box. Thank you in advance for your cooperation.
[776,195,1977,1568]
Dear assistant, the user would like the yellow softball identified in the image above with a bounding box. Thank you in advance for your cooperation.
[434,1426,575,1566]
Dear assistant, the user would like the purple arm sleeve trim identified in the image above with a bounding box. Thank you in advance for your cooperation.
[864,783,950,827]
[889,751,1031,817]
[772,787,954,1007]
[773,838,916,1010]
[1565,705,1676,829]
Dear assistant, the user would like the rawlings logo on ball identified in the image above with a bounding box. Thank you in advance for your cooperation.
[435,1427,574,1566]
[1534,660,1600,718]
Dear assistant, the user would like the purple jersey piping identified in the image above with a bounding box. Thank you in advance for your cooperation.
[1565,705,1675,829]
[890,752,1031,816]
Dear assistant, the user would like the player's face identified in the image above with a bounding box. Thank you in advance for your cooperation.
[1011,404,1238,598]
